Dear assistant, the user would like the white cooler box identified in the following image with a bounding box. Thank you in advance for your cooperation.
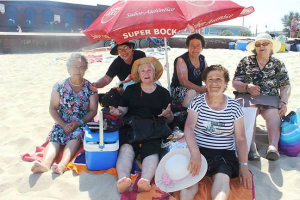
[84,111,119,171]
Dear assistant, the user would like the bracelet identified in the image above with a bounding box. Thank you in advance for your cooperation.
[79,119,85,127]
[280,101,287,105]
[239,162,248,166]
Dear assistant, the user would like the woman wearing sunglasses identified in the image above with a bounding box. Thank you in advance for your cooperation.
[232,33,291,161]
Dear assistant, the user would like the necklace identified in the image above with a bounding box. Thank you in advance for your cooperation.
[69,78,84,87]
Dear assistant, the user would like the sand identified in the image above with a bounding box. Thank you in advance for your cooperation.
[0,48,299,200]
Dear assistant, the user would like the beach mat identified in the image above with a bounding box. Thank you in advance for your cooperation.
[67,151,139,179]
[22,143,254,200]
[21,141,138,181]
[86,54,103,63]
[121,172,254,200]
[20,140,78,163]
[120,171,176,200]
[172,174,255,200]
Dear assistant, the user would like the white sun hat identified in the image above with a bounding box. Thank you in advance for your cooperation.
[155,148,207,193]
[246,33,282,54]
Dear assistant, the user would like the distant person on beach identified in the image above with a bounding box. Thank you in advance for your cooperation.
[290,15,298,38]
[232,33,291,161]
[297,17,300,38]
[16,24,22,33]
[180,65,252,200]
[170,33,207,108]
[31,53,98,174]
[109,57,173,193]
[91,41,146,90]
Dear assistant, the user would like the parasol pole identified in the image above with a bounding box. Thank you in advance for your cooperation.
[164,37,171,92]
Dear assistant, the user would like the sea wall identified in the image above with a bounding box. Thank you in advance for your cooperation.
[0,32,298,54]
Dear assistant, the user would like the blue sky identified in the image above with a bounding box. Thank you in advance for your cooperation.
[53,0,300,33]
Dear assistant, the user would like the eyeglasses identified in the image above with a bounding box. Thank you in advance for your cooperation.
[255,42,270,47]
[71,66,86,71]
[117,46,130,53]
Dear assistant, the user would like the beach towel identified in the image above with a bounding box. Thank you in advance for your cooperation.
[121,172,255,200]
[86,54,103,63]
[21,141,132,178]
[21,140,76,163]
[67,151,139,178]
[172,174,255,200]
[120,171,176,200]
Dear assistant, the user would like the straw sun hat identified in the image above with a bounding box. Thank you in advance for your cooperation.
[155,148,207,193]
[246,33,282,54]
[131,57,163,82]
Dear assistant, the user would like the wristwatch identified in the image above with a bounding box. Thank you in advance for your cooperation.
[239,162,248,166]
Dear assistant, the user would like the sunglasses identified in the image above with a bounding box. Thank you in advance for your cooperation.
[255,42,270,47]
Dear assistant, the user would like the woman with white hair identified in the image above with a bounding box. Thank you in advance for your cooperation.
[31,53,98,174]
[232,33,291,161]
[109,57,173,193]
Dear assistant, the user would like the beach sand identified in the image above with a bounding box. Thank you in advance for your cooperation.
[0,48,299,200]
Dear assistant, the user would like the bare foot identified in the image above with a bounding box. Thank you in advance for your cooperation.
[137,178,151,192]
[31,162,50,174]
[51,164,66,175]
[117,177,132,193]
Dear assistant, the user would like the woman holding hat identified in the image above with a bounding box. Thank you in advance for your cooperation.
[181,65,252,200]
[232,33,291,161]
[109,57,174,193]
[31,53,98,174]
[91,41,146,89]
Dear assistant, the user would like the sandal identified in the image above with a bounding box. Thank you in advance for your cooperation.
[248,149,261,161]
[266,147,280,161]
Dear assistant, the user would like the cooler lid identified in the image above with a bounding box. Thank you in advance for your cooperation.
[85,128,119,143]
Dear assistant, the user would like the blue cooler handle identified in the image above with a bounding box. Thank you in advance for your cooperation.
[99,110,105,149]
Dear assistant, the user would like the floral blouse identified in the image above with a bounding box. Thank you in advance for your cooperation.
[49,78,96,145]
[233,55,290,96]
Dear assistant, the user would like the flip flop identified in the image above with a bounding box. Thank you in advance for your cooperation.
[266,148,280,161]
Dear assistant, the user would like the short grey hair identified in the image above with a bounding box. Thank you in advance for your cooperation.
[137,62,155,74]
[66,53,88,69]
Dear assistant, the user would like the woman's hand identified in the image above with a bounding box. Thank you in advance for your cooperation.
[109,106,122,117]
[239,165,252,189]
[63,123,74,134]
[247,84,260,96]
[120,74,132,84]
[187,151,202,176]
[89,83,98,92]
[278,102,288,117]
[158,104,172,118]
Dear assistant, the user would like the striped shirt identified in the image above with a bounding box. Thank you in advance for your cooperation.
[188,94,243,150]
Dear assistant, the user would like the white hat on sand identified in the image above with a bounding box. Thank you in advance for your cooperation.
[155,148,207,193]
[246,33,281,54]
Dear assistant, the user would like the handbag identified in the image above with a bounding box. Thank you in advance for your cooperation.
[123,116,172,144]
[279,108,300,157]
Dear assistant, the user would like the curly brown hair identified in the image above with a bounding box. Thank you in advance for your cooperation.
[202,65,230,91]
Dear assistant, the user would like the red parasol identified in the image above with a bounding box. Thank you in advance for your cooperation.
[84,0,254,90]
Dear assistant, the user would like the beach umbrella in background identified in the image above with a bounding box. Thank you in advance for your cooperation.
[84,0,254,91]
